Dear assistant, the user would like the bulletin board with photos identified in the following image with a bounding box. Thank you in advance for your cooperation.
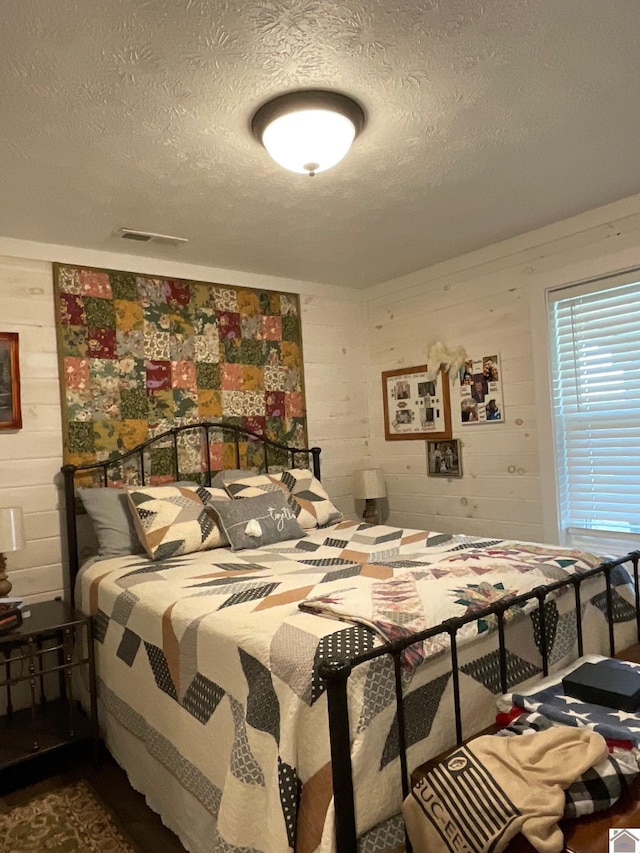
[458,352,504,425]
[382,365,452,441]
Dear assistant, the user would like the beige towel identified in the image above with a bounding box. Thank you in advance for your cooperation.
[403,726,607,853]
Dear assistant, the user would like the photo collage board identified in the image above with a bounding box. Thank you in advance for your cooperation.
[458,352,504,425]
[382,365,451,441]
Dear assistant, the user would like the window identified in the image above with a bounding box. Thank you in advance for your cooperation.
[548,270,640,548]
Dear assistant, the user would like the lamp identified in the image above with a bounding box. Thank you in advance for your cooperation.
[0,507,25,597]
[353,469,386,526]
[252,89,366,177]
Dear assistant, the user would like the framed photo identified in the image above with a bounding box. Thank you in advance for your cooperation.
[458,352,504,425]
[0,333,22,430]
[427,439,462,478]
[382,365,452,441]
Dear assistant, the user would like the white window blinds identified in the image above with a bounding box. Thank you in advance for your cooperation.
[549,272,640,537]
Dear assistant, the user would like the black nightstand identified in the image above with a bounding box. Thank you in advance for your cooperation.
[0,599,99,771]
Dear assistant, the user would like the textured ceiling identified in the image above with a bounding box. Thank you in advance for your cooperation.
[1,1,639,288]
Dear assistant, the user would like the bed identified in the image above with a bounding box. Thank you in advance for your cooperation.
[60,421,640,853]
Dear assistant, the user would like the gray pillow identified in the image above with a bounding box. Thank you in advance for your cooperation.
[78,481,199,559]
[77,487,144,559]
[211,491,305,551]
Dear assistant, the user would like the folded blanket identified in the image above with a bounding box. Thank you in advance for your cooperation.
[299,542,605,672]
[497,711,639,819]
[298,579,430,671]
[403,726,608,853]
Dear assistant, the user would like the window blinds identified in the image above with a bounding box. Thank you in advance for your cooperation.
[549,274,640,536]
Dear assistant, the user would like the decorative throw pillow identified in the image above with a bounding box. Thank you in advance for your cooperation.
[209,468,259,489]
[211,491,306,551]
[78,481,199,559]
[126,486,230,560]
[224,468,343,529]
[78,487,145,559]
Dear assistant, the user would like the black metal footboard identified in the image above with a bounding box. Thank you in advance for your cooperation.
[320,551,640,853]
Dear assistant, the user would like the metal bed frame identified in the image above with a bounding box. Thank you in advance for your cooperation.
[59,420,639,853]
[322,550,640,853]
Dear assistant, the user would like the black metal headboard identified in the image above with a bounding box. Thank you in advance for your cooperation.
[61,420,321,602]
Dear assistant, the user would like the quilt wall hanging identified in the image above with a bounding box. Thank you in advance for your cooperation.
[53,263,307,482]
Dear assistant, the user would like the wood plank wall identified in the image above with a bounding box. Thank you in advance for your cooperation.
[2,195,640,602]
[364,203,640,543]
[0,255,368,603]
[301,291,370,496]
[0,256,63,602]
[367,266,542,540]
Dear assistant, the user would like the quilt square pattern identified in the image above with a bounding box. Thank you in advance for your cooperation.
[54,265,308,477]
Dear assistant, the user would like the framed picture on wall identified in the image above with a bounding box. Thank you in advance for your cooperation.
[427,439,462,478]
[0,332,22,430]
[382,365,452,441]
[458,352,504,425]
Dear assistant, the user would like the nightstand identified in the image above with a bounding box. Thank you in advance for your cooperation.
[0,599,99,771]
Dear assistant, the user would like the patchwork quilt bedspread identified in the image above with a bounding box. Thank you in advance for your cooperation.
[77,520,636,853]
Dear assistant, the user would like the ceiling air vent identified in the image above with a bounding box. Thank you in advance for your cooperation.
[119,228,189,246]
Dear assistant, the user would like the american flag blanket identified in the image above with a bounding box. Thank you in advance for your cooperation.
[504,656,640,746]
[77,521,637,853]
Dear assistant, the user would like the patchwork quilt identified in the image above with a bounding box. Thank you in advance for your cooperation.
[77,520,637,853]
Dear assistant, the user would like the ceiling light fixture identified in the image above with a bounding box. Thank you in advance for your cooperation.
[251,89,366,177]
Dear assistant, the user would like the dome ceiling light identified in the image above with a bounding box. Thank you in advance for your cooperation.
[251,89,366,177]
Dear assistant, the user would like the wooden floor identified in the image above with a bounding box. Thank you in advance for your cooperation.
[0,743,186,853]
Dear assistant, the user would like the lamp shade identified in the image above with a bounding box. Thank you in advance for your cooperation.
[353,469,386,500]
[0,507,26,552]
[252,90,366,176]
